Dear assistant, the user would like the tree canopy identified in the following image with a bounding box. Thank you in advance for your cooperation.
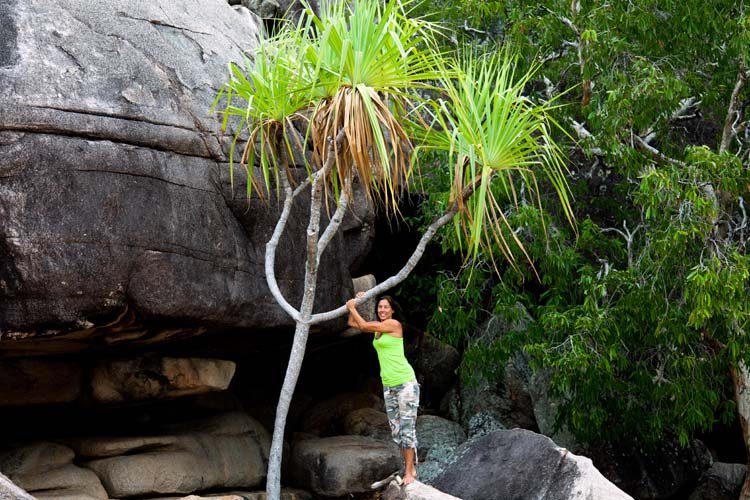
[416,0,750,453]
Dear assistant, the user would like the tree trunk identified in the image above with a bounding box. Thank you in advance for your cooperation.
[731,363,750,500]
[265,163,329,500]
[266,320,311,500]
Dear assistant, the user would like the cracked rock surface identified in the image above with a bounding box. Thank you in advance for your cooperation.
[0,0,373,348]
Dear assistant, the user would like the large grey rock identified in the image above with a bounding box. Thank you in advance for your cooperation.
[383,480,460,500]
[290,435,400,497]
[414,415,466,462]
[455,306,538,439]
[406,334,460,407]
[689,462,745,500]
[0,473,35,500]
[71,412,269,498]
[0,442,108,500]
[0,0,372,352]
[90,357,235,403]
[343,407,391,442]
[411,416,467,484]
[432,429,632,500]
[529,369,580,452]
[301,392,383,436]
[340,274,377,337]
[589,438,712,500]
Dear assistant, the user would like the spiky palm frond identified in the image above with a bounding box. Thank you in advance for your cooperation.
[305,0,446,212]
[434,50,575,269]
[213,26,316,197]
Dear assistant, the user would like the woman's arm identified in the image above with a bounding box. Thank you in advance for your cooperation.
[346,299,401,335]
[348,291,364,328]
[347,310,358,328]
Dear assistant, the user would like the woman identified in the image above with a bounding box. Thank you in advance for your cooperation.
[346,293,420,485]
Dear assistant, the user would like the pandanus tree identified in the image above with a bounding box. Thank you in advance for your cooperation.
[213,0,574,497]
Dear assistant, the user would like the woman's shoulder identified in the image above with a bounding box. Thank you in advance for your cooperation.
[382,318,402,329]
[382,319,403,337]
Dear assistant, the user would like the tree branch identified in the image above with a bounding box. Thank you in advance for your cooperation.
[670,97,700,121]
[721,67,748,154]
[299,130,347,319]
[264,172,304,322]
[317,175,351,259]
[602,220,642,268]
[634,134,686,168]
[569,118,603,155]
[263,130,346,323]
[309,179,481,324]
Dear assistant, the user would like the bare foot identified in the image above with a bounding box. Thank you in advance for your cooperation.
[402,473,417,486]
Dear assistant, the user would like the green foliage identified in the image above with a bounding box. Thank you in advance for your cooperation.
[214,0,574,261]
[432,49,574,265]
[413,0,750,448]
[213,0,448,212]
[428,266,492,349]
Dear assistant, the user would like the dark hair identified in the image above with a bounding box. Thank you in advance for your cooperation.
[376,295,403,321]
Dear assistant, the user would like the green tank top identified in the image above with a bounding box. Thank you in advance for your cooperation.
[373,333,415,387]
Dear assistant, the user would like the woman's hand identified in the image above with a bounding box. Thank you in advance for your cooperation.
[355,291,365,298]
[346,298,357,311]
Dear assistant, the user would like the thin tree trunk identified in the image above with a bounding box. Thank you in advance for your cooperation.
[266,179,324,500]
[265,136,345,500]
[266,319,312,500]
[731,363,750,500]
[720,67,747,155]
[721,69,750,498]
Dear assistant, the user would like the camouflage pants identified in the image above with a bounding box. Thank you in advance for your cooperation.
[383,379,420,449]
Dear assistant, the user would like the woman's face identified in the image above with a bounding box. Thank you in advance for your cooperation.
[377,299,394,321]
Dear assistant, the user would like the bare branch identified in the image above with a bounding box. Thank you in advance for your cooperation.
[461,19,487,35]
[720,67,748,154]
[634,134,686,168]
[738,196,747,247]
[670,97,700,121]
[310,178,482,324]
[569,118,604,155]
[641,129,657,146]
[264,173,304,322]
[316,176,351,259]
[602,220,642,268]
[292,177,312,198]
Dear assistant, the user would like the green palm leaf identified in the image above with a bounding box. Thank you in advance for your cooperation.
[434,50,575,270]
[212,24,316,197]
[306,0,446,212]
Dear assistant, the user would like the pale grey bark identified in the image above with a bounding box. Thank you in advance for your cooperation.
[731,363,750,500]
[310,179,481,325]
[720,68,748,155]
[264,172,478,500]
[263,175,312,323]
[265,132,347,500]
[266,169,327,500]
[601,220,642,269]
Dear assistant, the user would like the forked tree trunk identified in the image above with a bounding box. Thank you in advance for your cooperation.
[263,171,479,500]
[265,163,328,500]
